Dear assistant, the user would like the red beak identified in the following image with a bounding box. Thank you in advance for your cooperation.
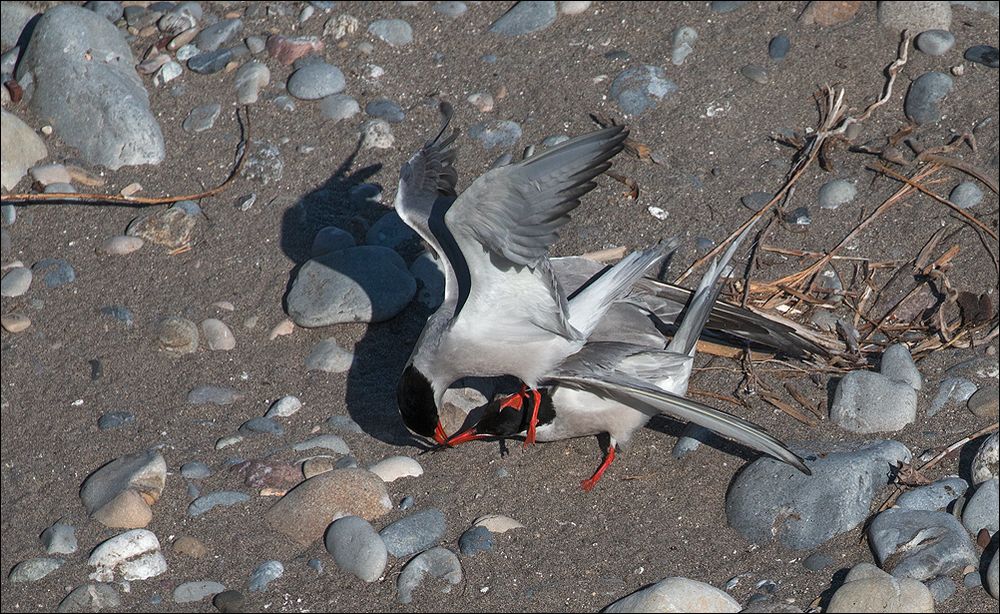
[433,421,448,445]
[444,427,488,447]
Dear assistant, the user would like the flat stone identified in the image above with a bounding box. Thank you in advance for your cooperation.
[830,371,917,433]
[188,491,250,517]
[877,1,952,32]
[265,395,302,418]
[396,547,462,604]
[380,508,446,559]
[740,64,768,84]
[80,449,166,529]
[869,508,978,580]
[88,529,168,582]
[962,477,999,534]
[1,313,31,333]
[610,65,678,116]
[488,1,556,36]
[818,179,857,210]
[287,62,346,100]
[434,1,468,18]
[769,34,790,60]
[305,338,355,373]
[741,191,772,211]
[605,576,741,613]
[458,526,493,557]
[0,110,47,191]
[31,258,75,288]
[248,560,283,592]
[1,266,32,297]
[670,26,698,65]
[916,29,955,55]
[200,318,235,351]
[187,47,239,74]
[29,163,70,186]
[827,563,934,613]
[156,316,199,354]
[711,1,749,12]
[98,411,136,431]
[98,236,144,256]
[726,440,911,550]
[896,475,968,510]
[126,205,199,249]
[235,61,270,104]
[187,385,242,405]
[473,514,525,533]
[325,515,387,582]
[239,417,284,436]
[319,94,361,122]
[194,18,241,52]
[174,580,226,604]
[311,225,355,257]
[8,558,64,582]
[905,71,953,125]
[929,376,978,417]
[365,98,405,123]
[965,44,1000,68]
[368,456,423,482]
[361,119,395,149]
[181,461,212,479]
[949,181,984,209]
[469,120,523,150]
[266,468,392,546]
[293,434,350,454]
[56,584,122,613]
[41,521,78,555]
[182,103,221,133]
[368,19,413,46]
[880,343,921,390]
[968,386,999,418]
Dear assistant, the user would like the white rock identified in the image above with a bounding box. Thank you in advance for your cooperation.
[200,318,236,351]
[473,514,524,533]
[265,395,302,418]
[88,529,168,582]
[604,577,740,613]
[972,433,999,485]
[368,456,424,482]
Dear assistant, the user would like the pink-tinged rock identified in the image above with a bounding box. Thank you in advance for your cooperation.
[801,1,862,26]
[266,35,324,66]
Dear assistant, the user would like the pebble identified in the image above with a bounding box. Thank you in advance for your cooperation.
[80,449,166,529]
[879,343,921,390]
[740,64,768,84]
[916,29,955,56]
[287,246,415,326]
[325,515,387,582]
[126,205,199,249]
[266,34,324,65]
[305,338,355,372]
[287,62,346,100]
[44,183,77,194]
[396,547,463,604]
[972,433,999,484]
[98,411,136,431]
[610,65,678,116]
[189,48,242,75]
[336,456,360,469]
[240,416,284,436]
[200,318,235,351]
[877,1,952,32]
[266,468,392,546]
[319,94,361,122]
[8,557,64,582]
[488,1,555,36]
[1,110,49,191]
[434,2,468,18]
[366,211,414,248]
[869,508,977,580]
[827,563,934,613]
[158,4,200,34]
[1,313,31,333]
[962,478,999,534]
[965,44,1000,68]
[968,386,999,418]
[784,206,812,226]
[368,18,413,46]
[302,457,335,478]
[212,590,245,613]
[927,576,956,603]
[156,316,199,354]
[83,1,123,22]
[41,521,78,555]
[311,225,355,257]
[726,440,911,549]
[241,140,284,185]
[949,181,984,209]
[29,163,71,186]
[16,5,164,169]
[802,552,834,572]
[167,27,198,51]
[817,178,857,210]
[188,491,250,517]
[97,236,144,256]
[369,456,424,482]
[769,34,790,61]
[188,384,242,405]
[293,434,350,454]
[905,72,953,124]
[896,475,968,510]
[605,577,741,613]
[181,461,213,479]
[469,120,523,149]
[194,18,241,52]
[266,395,302,418]
[248,560,284,592]
[467,92,495,113]
[364,99,404,124]
[100,305,134,326]
[670,26,697,65]
[741,191,772,211]
[31,258,75,288]
[380,508,447,559]
[710,1,748,12]
[560,1,592,14]
[235,61,270,104]
[400,496,415,510]
[174,581,226,604]
[1,266,32,297]
[830,370,917,433]
[929,376,977,416]
[458,526,494,556]
[327,415,364,434]
[182,103,221,133]
[56,583,122,612]
[88,529,168,582]
[361,119,395,149]
[246,35,266,54]
[473,514,525,533]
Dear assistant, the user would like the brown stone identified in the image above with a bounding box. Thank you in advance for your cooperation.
[265,35,324,66]
[172,535,208,558]
[801,1,862,26]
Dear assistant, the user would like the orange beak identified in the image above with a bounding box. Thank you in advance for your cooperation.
[444,427,488,447]
[433,421,449,445]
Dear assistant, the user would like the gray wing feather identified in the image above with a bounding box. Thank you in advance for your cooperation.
[394,103,459,243]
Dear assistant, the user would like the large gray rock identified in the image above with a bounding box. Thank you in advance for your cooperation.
[16,5,164,169]
[830,371,918,433]
[869,508,978,581]
[879,344,922,390]
[287,246,416,327]
[896,475,967,511]
[604,577,741,613]
[1,110,48,190]
[726,440,911,550]
[962,477,999,534]
[0,2,38,48]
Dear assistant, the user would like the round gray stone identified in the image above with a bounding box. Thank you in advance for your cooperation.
[962,477,999,534]
[830,370,918,433]
[396,547,462,604]
[173,580,226,604]
[287,63,346,100]
[487,1,555,36]
[368,19,413,46]
[769,34,790,60]
[896,475,968,511]
[869,508,978,580]
[305,338,355,373]
[319,94,360,122]
[916,29,955,55]
[325,515,387,582]
[379,508,446,559]
[610,65,678,116]
[1,266,32,297]
[818,179,857,210]
[949,181,984,209]
[905,72,953,125]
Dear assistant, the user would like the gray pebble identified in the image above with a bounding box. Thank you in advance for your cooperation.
[247,560,283,592]
[335,455,359,469]
[327,415,364,434]
[41,521,77,555]
[194,18,241,52]
[292,434,350,454]
[916,29,955,55]
[869,508,977,580]
[319,93,360,122]
[187,47,237,74]
[926,577,956,603]
[396,547,462,604]
[784,206,812,226]
[965,44,999,68]
[711,1,748,12]
[180,461,213,479]
[726,440,911,550]
[802,552,833,571]
[188,491,250,517]
[1,204,15,226]
[964,570,983,588]
[400,496,415,510]
[100,305,134,326]
[368,19,413,46]
[241,139,284,185]
[365,99,405,123]
[246,35,266,54]
[740,64,767,84]
[8,557,63,582]
[968,386,999,418]
[56,583,121,612]
[97,411,136,431]
[928,376,977,417]
[173,581,226,604]
[830,371,917,433]
[265,395,302,418]
[32,258,75,288]
[768,34,790,61]
[487,1,555,36]
[741,191,772,211]
[1,266,32,297]
[609,65,677,116]
[434,2,467,18]
[671,423,714,459]
[458,526,494,556]
[305,338,355,373]
[818,179,857,210]
[287,63,345,100]
[949,181,984,209]
[905,72,953,124]
[361,119,395,149]
[542,134,570,147]
[380,508,447,559]
[877,1,952,32]
[182,103,221,133]
[311,225,355,257]
[235,61,270,105]
[239,417,283,436]
[325,515,387,582]
[896,475,968,511]
[187,385,242,405]
[201,318,235,351]
[469,120,523,149]
[670,26,697,65]
[962,477,999,534]
[880,343,921,390]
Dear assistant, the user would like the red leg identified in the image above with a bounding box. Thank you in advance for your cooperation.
[523,389,542,449]
[581,444,616,491]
